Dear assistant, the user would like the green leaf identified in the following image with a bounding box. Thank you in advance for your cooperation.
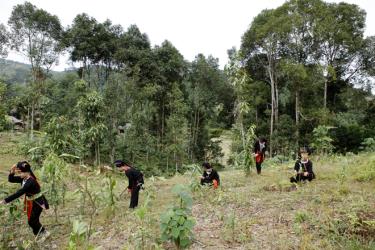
[161,233,169,242]
[184,218,195,229]
[172,227,180,239]
[160,223,168,232]
[178,216,186,225]
[170,219,178,227]
[180,237,190,248]
[59,153,80,159]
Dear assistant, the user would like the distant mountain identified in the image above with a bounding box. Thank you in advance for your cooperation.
[0,59,31,84]
[0,59,77,84]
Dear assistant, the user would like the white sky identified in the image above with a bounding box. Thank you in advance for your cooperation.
[0,0,374,71]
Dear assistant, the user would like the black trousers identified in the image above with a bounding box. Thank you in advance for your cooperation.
[130,186,140,209]
[290,173,314,183]
[28,201,45,235]
[256,162,262,174]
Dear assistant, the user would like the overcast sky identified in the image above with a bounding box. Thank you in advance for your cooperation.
[1,0,374,71]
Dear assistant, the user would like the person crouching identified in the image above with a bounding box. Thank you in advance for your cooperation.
[290,148,316,183]
[200,162,220,189]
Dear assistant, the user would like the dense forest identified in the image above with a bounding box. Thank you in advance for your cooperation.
[0,0,374,175]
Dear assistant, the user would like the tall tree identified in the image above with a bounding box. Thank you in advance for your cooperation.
[313,1,366,109]
[8,1,63,136]
[361,36,375,78]
[187,54,225,160]
[89,19,122,88]
[114,24,155,83]
[153,40,186,146]
[226,49,251,150]
[76,90,107,166]
[241,7,290,155]
[8,2,63,80]
[165,82,189,172]
[65,13,98,82]
[280,0,319,146]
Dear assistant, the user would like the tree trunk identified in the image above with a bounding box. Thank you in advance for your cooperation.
[166,157,169,173]
[267,65,275,156]
[39,100,42,130]
[95,143,98,166]
[161,99,165,146]
[174,151,177,174]
[174,134,178,172]
[275,80,279,125]
[195,111,200,146]
[110,118,117,163]
[240,114,246,150]
[30,103,34,139]
[295,90,300,147]
[324,79,327,109]
[188,111,194,160]
[27,106,30,132]
[98,142,100,167]
[266,49,277,156]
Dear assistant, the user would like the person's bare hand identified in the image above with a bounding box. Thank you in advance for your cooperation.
[10,164,17,174]
[303,172,308,176]
[0,200,6,205]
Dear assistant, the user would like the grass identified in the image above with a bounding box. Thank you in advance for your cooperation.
[0,132,375,249]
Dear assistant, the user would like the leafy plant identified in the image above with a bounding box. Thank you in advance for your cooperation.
[311,125,335,155]
[72,175,101,239]
[294,211,309,224]
[355,159,375,182]
[0,197,22,248]
[160,184,195,249]
[68,220,89,250]
[101,175,118,216]
[40,153,68,222]
[230,125,256,175]
[76,91,107,166]
[133,191,155,250]
[360,138,375,152]
[224,211,236,243]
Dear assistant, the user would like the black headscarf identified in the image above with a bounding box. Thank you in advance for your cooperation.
[114,159,132,168]
[16,161,37,180]
[202,162,212,169]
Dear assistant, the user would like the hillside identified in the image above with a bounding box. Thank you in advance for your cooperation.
[0,59,31,84]
[0,59,74,84]
[0,132,374,249]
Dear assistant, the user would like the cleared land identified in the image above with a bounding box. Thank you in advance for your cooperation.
[0,132,374,249]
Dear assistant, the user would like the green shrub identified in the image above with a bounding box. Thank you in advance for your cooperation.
[294,211,309,224]
[360,138,375,152]
[311,125,334,154]
[68,220,89,250]
[160,184,195,249]
[355,160,375,182]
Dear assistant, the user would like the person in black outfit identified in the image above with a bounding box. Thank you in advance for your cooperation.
[253,138,267,174]
[115,160,144,209]
[290,148,316,183]
[200,162,220,188]
[1,161,49,238]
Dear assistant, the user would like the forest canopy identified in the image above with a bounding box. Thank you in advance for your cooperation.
[0,0,374,175]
